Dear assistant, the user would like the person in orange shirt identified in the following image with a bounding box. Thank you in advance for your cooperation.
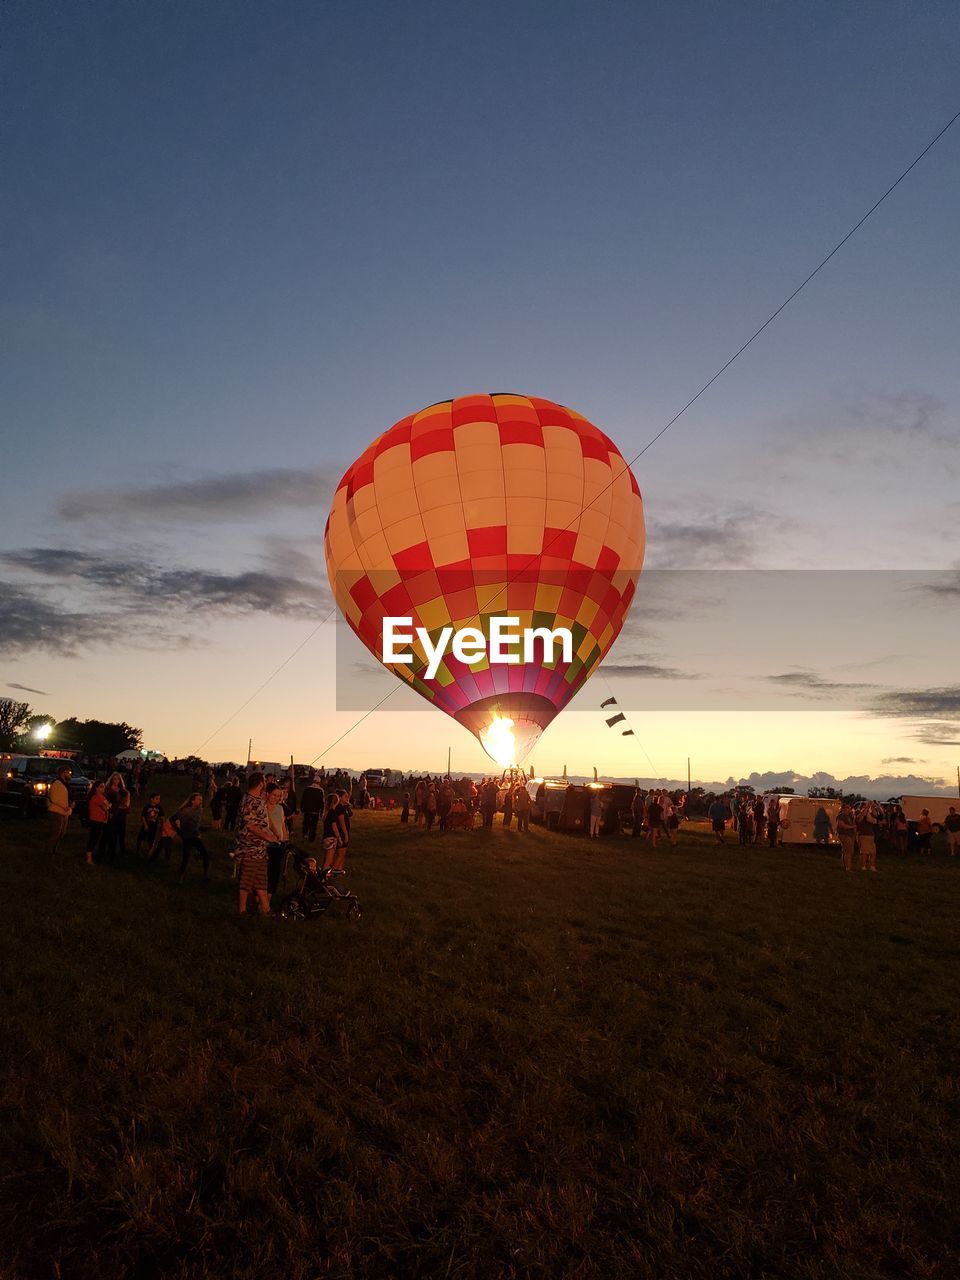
[85,781,110,865]
[916,809,933,854]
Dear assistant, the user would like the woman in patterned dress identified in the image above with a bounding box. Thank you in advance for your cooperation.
[235,773,274,915]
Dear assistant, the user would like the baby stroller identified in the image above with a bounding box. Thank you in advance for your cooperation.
[278,852,362,922]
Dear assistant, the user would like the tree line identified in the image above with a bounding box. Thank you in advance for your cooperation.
[0,697,143,757]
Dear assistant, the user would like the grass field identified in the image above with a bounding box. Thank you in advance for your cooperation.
[1,780,959,1279]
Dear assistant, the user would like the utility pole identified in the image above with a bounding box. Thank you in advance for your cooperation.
[447,746,451,778]
[687,756,691,801]
[246,738,252,767]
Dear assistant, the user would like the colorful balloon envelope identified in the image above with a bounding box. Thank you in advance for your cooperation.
[324,394,645,766]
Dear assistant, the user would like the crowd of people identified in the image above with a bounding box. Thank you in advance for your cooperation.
[41,759,357,917]
[37,756,960,913]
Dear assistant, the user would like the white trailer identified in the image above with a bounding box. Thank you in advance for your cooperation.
[761,794,841,845]
[899,795,959,832]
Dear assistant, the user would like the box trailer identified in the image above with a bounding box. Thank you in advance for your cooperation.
[899,795,958,832]
[762,794,841,845]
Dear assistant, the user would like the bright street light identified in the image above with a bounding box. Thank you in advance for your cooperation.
[34,724,53,742]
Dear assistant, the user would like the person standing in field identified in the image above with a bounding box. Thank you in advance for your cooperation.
[265,782,289,896]
[479,780,497,830]
[645,792,663,847]
[916,808,933,854]
[766,797,780,848]
[836,802,857,871]
[235,773,273,915]
[101,772,131,863]
[589,788,604,838]
[707,797,726,845]
[321,791,348,872]
[300,775,325,842]
[513,782,531,832]
[893,805,909,855]
[856,803,879,872]
[631,788,646,838]
[662,792,679,846]
[46,764,74,854]
[85,781,110,865]
[332,788,353,869]
[136,793,163,857]
[944,806,960,856]
[221,775,243,832]
[173,792,210,883]
[752,797,766,845]
[424,783,438,830]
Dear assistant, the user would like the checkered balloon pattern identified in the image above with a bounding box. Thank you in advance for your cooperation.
[325,394,645,758]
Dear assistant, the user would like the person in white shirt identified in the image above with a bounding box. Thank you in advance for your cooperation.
[265,782,289,898]
[47,765,74,854]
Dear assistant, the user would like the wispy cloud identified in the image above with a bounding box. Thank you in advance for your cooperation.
[910,722,960,747]
[776,389,958,472]
[882,756,922,765]
[7,681,51,696]
[872,686,960,720]
[0,581,103,654]
[57,466,339,523]
[643,505,788,569]
[0,544,333,655]
[766,670,879,697]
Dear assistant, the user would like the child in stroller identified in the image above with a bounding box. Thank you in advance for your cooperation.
[278,851,362,922]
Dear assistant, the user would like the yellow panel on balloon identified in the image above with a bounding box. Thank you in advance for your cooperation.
[534,583,562,612]
[417,596,452,631]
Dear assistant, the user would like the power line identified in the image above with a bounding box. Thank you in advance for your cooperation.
[190,606,337,757]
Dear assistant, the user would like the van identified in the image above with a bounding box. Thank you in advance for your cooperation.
[762,793,840,845]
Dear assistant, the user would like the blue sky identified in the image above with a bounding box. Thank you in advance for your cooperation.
[2,1,959,783]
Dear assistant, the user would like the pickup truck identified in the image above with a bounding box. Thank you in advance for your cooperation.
[0,755,93,818]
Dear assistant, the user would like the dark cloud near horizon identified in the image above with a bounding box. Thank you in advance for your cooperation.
[57,466,340,523]
[882,756,921,765]
[0,581,102,654]
[909,722,960,747]
[872,686,960,720]
[643,506,786,569]
[2,547,330,616]
[7,681,51,695]
[0,545,332,655]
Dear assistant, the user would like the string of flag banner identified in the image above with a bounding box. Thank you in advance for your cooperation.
[600,695,634,737]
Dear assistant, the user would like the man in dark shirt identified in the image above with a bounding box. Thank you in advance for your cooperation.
[300,777,325,842]
[222,777,242,831]
[136,794,163,857]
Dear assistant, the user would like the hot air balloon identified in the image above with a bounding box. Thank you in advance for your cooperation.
[324,394,644,767]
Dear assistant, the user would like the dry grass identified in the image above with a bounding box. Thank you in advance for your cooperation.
[1,784,958,1278]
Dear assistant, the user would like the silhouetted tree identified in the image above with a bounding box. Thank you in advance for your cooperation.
[0,698,32,750]
[54,718,143,757]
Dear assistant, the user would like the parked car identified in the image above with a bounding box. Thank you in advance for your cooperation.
[0,755,93,818]
[362,769,387,788]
